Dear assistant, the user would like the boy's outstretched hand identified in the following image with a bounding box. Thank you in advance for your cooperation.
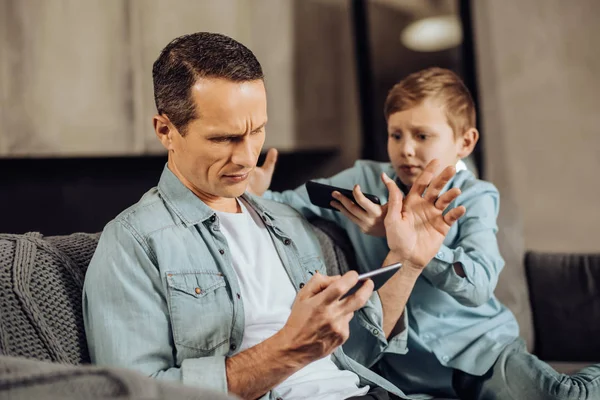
[384,159,466,269]
[248,148,278,196]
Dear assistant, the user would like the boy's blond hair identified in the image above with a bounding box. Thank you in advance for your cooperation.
[384,67,476,137]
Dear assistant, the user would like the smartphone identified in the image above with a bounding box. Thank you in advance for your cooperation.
[306,181,381,212]
[341,262,402,299]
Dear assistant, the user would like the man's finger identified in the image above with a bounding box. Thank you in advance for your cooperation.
[302,272,340,297]
[317,270,359,304]
[339,278,374,312]
[443,206,466,225]
[409,159,439,197]
[424,165,456,202]
[435,188,462,210]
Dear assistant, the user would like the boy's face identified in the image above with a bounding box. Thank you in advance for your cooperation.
[387,99,470,187]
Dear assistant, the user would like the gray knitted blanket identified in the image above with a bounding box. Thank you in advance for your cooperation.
[0,232,100,364]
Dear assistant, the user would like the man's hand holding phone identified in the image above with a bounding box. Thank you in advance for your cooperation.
[276,271,374,366]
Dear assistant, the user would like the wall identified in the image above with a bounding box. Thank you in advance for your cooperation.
[473,0,600,252]
[0,0,361,234]
[0,0,360,163]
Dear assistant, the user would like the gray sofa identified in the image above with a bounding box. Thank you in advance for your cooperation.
[0,216,599,399]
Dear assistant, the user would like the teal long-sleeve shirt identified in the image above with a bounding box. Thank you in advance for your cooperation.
[264,160,519,396]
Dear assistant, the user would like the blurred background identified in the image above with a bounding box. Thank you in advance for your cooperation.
[1,0,599,254]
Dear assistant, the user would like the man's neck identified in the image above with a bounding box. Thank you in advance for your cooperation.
[167,159,241,213]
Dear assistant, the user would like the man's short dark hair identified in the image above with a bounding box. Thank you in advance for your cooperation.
[152,32,264,134]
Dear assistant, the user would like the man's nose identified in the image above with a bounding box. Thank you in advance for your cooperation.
[231,138,256,167]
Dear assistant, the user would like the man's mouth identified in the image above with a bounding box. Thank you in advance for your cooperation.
[223,172,250,182]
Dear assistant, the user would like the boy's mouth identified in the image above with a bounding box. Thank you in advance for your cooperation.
[398,165,420,175]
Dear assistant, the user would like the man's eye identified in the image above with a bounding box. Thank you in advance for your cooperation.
[417,133,428,140]
[211,137,233,143]
[390,133,401,140]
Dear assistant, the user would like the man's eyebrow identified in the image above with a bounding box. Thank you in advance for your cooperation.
[251,122,267,133]
[207,122,268,138]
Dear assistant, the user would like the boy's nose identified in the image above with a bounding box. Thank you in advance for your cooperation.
[399,139,416,157]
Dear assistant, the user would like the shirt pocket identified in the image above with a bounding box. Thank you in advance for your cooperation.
[299,254,327,279]
[166,271,232,354]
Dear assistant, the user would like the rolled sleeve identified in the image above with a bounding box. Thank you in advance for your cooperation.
[344,292,408,368]
[421,186,504,307]
[181,356,228,392]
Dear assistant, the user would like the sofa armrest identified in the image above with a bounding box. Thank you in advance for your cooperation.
[525,251,600,362]
[0,355,236,399]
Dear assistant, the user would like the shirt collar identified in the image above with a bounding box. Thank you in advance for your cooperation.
[157,165,217,226]
[157,164,275,227]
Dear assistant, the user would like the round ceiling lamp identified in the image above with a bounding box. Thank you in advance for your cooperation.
[400,15,463,52]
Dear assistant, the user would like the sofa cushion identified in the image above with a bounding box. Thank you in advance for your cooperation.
[0,232,100,364]
[310,218,359,276]
[526,251,600,361]
[0,355,234,399]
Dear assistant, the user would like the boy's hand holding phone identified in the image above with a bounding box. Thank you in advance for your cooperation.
[330,181,390,238]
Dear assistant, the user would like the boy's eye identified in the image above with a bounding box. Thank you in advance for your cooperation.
[390,133,401,140]
[417,133,428,140]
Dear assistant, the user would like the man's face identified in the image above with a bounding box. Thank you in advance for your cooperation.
[161,78,267,203]
[387,99,462,187]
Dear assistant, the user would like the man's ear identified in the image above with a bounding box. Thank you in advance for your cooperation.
[153,114,178,150]
[457,128,479,159]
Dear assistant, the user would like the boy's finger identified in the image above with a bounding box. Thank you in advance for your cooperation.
[435,188,462,210]
[424,165,455,202]
[332,191,367,219]
[352,185,380,216]
[262,148,278,173]
[443,206,466,225]
[410,160,439,197]
[333,201,365,228]
[382,173,403,215]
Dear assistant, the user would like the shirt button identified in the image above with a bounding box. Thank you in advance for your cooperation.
[299,282,305,289]
[195,288,201,295]
[219,249,225,255]
[372,328,380,336]
[442,355,449,362]
[423,334,431,340]
[437,251,444,259]
[209,214,217,223]
[283,238,291,245]
[230,343,237,351]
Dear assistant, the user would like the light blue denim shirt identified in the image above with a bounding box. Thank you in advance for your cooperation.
[83,166,418,400]
[264,160,520,395]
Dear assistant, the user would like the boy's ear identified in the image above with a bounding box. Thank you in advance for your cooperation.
[457,127,479,159]
[153,114,178,151]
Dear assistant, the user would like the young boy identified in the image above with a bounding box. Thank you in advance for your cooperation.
[252,67,600,399]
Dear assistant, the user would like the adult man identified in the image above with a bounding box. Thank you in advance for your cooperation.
[83,32,464,400]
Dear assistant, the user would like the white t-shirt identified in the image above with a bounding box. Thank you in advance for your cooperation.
[215,199,369,400]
